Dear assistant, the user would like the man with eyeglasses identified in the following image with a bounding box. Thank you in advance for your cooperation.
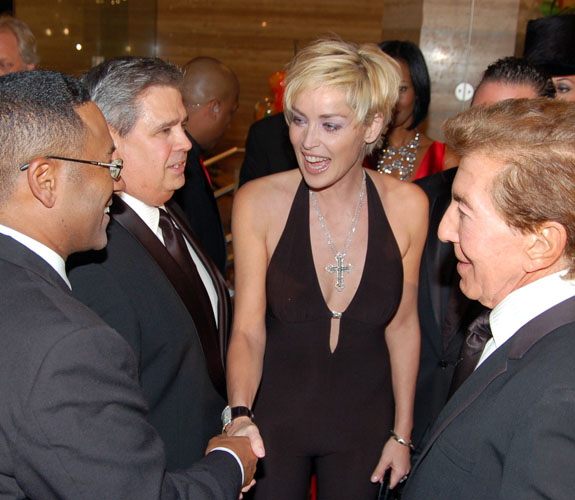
[68,57,234,473]
[0,69,256,499]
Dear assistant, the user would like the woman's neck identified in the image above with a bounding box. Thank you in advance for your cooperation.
[386,126,418,148]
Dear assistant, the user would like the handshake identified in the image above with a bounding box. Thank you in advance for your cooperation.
[206,434,259,491]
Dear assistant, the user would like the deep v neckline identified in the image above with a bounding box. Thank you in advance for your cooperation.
[307,175,377,321]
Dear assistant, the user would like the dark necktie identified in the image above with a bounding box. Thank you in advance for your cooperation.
[448,309,492,397]
[158,209,218,336]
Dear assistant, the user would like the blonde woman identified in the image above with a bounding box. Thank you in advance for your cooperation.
[226,39,427,499]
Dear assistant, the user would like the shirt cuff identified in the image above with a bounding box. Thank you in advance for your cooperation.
[210,447,244,486]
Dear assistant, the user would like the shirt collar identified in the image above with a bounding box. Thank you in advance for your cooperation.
[119,192,165,238]
[490,270,575,350]
[0,224,71,289]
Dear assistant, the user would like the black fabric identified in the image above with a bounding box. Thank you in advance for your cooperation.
[448,309,492,397]
[0,234,241,499]
[173,133,227,274]
[250,174,403,500]
[239,112,298,187]
[403,296,575,499]
[68,196,230,471]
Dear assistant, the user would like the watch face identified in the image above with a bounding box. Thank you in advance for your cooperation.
[221,405,232,427]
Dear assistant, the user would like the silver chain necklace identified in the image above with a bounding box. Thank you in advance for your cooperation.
[309,169,366,293]
[376,130,420,181]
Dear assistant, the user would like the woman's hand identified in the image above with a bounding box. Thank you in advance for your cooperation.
[370,437,411,489]
[225,416,266,458]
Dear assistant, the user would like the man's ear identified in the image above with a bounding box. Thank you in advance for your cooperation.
[524,221,568,272]
[209,99,220,117]
[26,157,59,208]
[364,113,385,144]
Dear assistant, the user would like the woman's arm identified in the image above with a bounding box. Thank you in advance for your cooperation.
[225,183,270,458]
[371,179,429,488]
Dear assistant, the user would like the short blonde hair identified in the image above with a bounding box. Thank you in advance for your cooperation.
[444,98,575,271]
[283,38,399,154]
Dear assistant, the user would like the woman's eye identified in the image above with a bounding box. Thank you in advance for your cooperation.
[323,123,340,132]
[399,86,408,93]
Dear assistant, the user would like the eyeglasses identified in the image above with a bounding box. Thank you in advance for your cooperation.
[20,156,123,180]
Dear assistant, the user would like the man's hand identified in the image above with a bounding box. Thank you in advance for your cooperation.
[206,434,258,487]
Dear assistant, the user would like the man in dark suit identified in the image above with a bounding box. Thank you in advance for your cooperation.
[68,57,232,472]
[238,112,298,187]
[173,57,239,274]
[411,56,556,448]
[0,69,255,499]
[403,98,575,498]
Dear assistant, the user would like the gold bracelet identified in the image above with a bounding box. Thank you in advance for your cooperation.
[390,429,414,451]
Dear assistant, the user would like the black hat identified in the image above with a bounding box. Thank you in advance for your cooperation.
[523,14,575,76]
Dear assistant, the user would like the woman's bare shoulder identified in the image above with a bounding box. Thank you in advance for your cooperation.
[235,169,302,208]
[367,169,427,210]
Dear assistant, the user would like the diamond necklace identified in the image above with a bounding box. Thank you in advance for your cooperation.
[376,130,420,181]
[309,169,366,293]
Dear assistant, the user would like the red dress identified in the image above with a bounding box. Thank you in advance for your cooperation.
[412,141,446,180]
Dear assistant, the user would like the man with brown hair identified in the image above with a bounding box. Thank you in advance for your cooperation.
[403,98,575,498]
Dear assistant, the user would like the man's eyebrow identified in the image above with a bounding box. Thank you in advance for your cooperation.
[453,192,471,209]
[154,118,180,132]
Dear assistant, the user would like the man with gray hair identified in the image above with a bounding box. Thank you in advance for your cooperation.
[68,57,233,473]
[0,15,38,75]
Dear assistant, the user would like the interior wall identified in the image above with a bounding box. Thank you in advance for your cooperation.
[15,0,545,156]
[155,0,387,154]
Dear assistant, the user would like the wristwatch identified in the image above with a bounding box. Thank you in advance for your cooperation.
[221,405,254,432]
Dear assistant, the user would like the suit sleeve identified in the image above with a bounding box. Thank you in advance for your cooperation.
[500,387,575,499]
[239,121,267,187]
[17,326,241,500]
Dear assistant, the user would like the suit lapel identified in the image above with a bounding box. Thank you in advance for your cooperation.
[110,195,227,398]
[412,295,575,474]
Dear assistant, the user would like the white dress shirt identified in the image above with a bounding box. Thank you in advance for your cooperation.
[0,224,71,289]
[119,192,218,325]
[477,270,575,368]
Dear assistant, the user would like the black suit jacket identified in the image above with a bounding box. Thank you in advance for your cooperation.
[403,295,575,499]
[413,168,484,447]
[173,133,228,275]
[0,234,241,499]
[68,196,231,471]
[238,112,298,187]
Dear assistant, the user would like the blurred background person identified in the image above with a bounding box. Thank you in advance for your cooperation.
[0,15,37,75]
[226,39,427,499]
[173,56,239,275]
[523,13,575,102]
[366,40,458,181]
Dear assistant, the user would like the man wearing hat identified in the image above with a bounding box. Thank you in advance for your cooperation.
[523,13,575,101]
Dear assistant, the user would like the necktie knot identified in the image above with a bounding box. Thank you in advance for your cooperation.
[448,309,492,397]
[464,310,492,353]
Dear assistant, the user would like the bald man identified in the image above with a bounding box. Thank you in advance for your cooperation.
[173,57,239,274]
